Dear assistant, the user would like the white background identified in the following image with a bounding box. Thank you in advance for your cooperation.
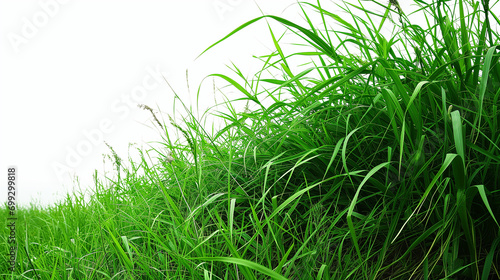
[0,0,318,207]
[2,1,492,208]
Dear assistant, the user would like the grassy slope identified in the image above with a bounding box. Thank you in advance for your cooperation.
[2,0,500,279]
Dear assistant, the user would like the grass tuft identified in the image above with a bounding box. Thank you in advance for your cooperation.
[2,0,500,279]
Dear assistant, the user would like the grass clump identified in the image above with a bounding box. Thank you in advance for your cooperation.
[2,0,500,279]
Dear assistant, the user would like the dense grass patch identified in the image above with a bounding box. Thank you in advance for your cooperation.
[2,0,500,279]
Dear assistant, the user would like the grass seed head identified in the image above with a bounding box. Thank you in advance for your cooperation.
[138,104,164,129]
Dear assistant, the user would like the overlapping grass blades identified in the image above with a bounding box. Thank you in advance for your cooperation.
[192,0,500,278]
[1,0,499,279]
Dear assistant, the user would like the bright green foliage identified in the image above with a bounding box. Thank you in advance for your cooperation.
[2,0,499,279]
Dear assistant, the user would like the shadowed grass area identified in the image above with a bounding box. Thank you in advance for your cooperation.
[1,0,499,279]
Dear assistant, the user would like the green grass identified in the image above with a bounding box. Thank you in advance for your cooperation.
[2,0,500,279]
